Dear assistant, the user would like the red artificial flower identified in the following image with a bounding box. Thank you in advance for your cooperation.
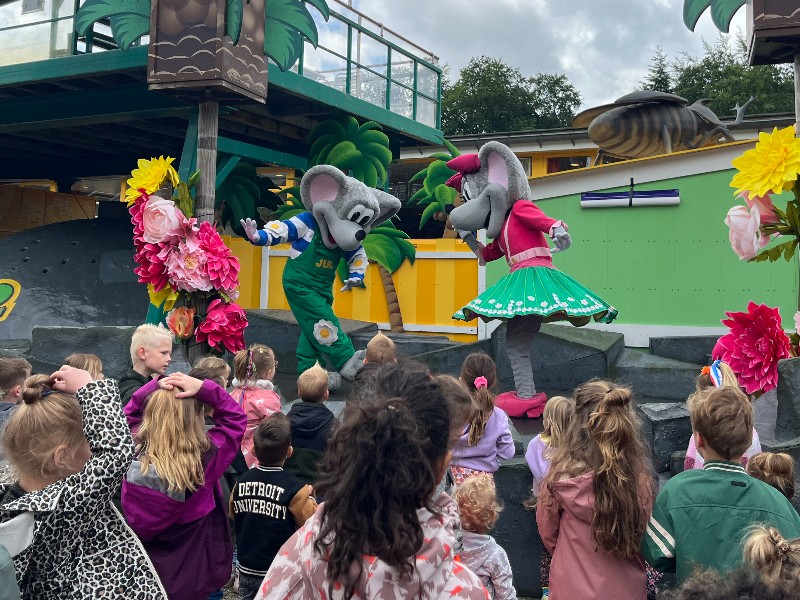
[129,198,146,249]
[133,241,171,291]
[195,299,247,353]
[197,221,240,293]
[712,301,791,394]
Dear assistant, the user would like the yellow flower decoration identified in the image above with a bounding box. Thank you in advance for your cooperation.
[731,127,800,197]
[147,283,178,312]
[125,156,180,205]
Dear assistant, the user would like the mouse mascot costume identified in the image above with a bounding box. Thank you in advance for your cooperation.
[447,141,617,417]
[241,165,401,389]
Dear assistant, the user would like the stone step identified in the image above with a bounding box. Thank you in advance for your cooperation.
[612,348,701,400]
[649,335,718,366]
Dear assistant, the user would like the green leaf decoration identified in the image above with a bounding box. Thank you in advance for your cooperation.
[265,0,329,71]
[173,182,195,218]
[419,202,439,227]
[749,240,797,263]
[74,0,149,36]
[683,0,712,31]
[362,223,415,273]
[216,159,283,235]
[109,13,150,50]
[226,0,244,44]
[710,0,745,33]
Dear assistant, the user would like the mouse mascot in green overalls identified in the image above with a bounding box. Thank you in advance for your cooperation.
[241,165,401,389]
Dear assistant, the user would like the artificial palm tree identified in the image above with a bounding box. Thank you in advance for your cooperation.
[409,139,460,237]
[683,0,745,33]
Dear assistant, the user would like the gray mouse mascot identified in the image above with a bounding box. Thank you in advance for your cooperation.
[447,141,618,416]
[241,165,401,388]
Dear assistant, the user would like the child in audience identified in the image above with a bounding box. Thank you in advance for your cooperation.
[284,363,335,485]
[232,413,316,600]
[121,372,246,600]
[643,387,800,584]
[435,374,474,495]
[354,332,397,384]
[231,344,281,468]
[0,366,165,598]
[119,324,173,406]
[258,364,488,599]
[537,380,655,599]
[524,395,573,599]
[455,474,517,600]
[64,353,104,380]
[0,357,31,480]
[748,452,795,500]
[657,566,796,600]
[744,525,800,587]
[684,360,761,470]
[451,353,515,485]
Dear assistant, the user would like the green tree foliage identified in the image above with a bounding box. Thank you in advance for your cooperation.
[671,35,794,116]
[639,47,673,93]
[441,56,581,135]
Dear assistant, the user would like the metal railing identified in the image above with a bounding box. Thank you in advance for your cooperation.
[0,0,442,129]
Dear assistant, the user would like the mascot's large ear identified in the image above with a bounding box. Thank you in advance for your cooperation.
[300,165,349,212]
[477,141,530,201]
[370,188,402,226]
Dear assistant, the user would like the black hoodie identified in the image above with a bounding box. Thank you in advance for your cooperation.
[284,402,335,485]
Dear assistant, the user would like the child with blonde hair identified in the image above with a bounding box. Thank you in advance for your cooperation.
[537,380,655,599]
[525,395,574,599]
[119,324,174,406]
[0,366,165,598]
[684,360,761,470]
[748,453,795,500]
[231,344,281,468]
[455,474,517,599]
[451,353,515,485]
[284,363,335,485]
[744,525,800,586]
[354,332,397,384]
[121,372,246,600]
[64,353,104,380]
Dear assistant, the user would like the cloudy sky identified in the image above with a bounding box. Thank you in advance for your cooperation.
[346,0,746,110]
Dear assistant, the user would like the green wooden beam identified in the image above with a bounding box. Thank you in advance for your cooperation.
[178,111,199,182]
[217,137,308,171]
[0,83,191,132]
[215,154,241,187]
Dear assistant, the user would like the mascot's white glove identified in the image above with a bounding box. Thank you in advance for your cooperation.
[240,218,261,244]
[340,277,363,292]
[458,230,486,265]
[551,225,572,253]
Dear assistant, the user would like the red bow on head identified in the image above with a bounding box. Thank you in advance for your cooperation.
[444,154,481,192]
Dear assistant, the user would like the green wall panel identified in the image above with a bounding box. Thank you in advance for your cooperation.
[484,170,798,329]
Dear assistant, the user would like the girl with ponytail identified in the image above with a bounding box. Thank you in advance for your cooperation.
[450,353,515,486]
[257,363,488,600]
[744,525,800,586]
[536,380,655,599]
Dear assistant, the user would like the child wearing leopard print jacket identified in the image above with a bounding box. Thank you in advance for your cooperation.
[0,366,166,599]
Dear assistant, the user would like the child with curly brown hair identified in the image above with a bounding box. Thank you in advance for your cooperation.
[747,453,795,501]
[454,474,516,600]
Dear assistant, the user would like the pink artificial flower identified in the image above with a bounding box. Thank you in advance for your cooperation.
[162,232,213,293]
[142,195,183,244]
[725,205,769,260]
[740,191,780,225]
[712,301,791,394]
[195,299,247,353]
[130,198,146,249]
[197,221,241,293]
[134,242,171,291]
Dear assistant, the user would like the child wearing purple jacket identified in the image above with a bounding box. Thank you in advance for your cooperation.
[121,373,246,600]
[451,353,515,485]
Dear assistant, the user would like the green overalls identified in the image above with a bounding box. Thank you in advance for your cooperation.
[282,233,356,374]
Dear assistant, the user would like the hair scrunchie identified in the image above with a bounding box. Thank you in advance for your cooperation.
[474,376,488,389]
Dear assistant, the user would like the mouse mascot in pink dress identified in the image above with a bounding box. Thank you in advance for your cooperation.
[447,141,617,417]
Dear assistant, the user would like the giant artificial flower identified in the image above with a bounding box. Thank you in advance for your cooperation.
[740,191,780,225]
[142,195,183,244]
[712,301,791,394]
[731,126,800,197]
[134,242,171,291]
[130,198,146,248]
[197,221,240,293]
[166,306,196,340]
[126,156,180,206]
[195,299,247,353]
[725,205,769,260]
[162,234,213,293]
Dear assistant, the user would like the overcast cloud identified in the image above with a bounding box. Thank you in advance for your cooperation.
[347,0,746,111]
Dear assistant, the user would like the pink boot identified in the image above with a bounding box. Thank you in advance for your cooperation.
[495,391,548,418]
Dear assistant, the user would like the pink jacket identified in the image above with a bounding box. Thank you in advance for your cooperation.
[481,201,563,272]
[683,427,761,471]
[230,380,282,468]
[536,472,652,600]
[256,493,489,599]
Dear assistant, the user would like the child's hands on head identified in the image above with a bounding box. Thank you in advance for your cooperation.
[50,365,94,395]
[159,372,204,398]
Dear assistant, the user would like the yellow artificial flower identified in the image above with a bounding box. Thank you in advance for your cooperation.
[731,126,800,197]
[147,283,178,311]
[125,156,180,205]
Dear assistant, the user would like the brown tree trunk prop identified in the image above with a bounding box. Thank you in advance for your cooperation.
[377,263,404,333]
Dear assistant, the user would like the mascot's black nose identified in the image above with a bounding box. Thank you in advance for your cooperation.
[355,230,366,241]
[444,204,455,214]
